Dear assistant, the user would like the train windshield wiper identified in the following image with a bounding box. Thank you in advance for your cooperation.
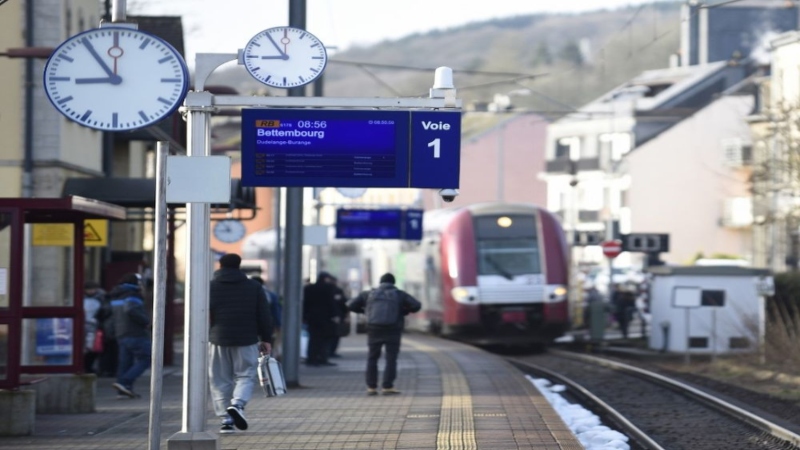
[485,255,514,280]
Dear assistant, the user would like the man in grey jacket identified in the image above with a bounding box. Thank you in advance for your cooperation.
[348,273,421,396]
[209,253,273,434]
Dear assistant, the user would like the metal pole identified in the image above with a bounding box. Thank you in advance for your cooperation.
[274,187,283,298]
[148,142,169,450]
[282,0,307,388]
[111,0,126,22]
[183,95,213,434]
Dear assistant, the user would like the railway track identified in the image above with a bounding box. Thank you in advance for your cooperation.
[507,350,800,450]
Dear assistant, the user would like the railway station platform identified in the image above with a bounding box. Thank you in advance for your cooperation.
[1,333,583,450]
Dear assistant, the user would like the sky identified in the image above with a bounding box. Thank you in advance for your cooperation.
[130,0,679,64]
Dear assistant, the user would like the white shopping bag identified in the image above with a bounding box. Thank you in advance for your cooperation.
[258,354,287,397]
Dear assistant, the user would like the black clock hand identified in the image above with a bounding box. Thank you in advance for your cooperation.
[75,76,122,85]
[265,33,289,60]
[80,37,117,77]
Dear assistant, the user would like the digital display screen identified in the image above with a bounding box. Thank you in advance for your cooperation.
[336,208,424,240]
[241,109,410,187]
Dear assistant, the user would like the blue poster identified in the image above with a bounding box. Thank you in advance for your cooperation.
[35,318,73,356]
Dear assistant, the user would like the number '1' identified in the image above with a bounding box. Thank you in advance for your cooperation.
[428,138,441,158]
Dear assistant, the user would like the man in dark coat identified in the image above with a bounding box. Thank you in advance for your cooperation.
[209,253,273,434]
[302,272,339,366]
[348,273,421,395]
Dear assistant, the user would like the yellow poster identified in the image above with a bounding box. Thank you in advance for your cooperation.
[32,220,109,247]
[32,224,73,246]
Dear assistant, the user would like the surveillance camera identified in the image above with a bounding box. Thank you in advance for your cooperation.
[438,188,459,203]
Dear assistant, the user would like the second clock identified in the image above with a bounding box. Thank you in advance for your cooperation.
[242,27,327,89]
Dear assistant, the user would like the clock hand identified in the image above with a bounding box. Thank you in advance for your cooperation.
[75,76,122,85]
[107,31,124,75]
[80,37,116,77]
[265,33,289,60]
[281,28,290,56]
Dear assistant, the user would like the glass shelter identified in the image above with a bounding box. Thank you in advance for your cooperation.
[0,196,125,389]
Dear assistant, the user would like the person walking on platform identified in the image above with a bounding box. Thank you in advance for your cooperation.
[611,283,636,339]
[82,281,105,374]
[327,275,349,358]
[209,253,273,434]
[302,272,339,366]
[109,273,151,398]
[348,273,421,396]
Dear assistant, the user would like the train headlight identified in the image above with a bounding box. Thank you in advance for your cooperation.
[546,285,568,302]
[451,286,478,303]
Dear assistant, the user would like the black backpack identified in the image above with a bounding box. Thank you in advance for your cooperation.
[366,287,401,326]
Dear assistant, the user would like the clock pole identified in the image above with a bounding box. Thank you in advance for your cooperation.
[281,0,307,389]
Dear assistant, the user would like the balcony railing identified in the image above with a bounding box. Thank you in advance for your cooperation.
[545,157,601,173]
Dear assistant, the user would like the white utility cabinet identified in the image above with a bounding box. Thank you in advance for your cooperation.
[647,266,773,354]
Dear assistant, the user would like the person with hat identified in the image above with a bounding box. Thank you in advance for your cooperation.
[109,273,151,398]
[209,253,273,434]
[302,271,340,366]
[348,273,421,395]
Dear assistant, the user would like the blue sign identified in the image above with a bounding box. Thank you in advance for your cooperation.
[336,209,424,240]
[241,109,460,188]
[410,111,461,188]
[35,318,73,357]
[404,209,423,240]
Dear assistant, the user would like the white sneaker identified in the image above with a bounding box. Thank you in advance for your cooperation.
[226,404,248,430]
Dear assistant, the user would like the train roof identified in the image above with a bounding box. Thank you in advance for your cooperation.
[422,202,547,231]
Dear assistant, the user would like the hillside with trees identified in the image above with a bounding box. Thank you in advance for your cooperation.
[207,1,682,118]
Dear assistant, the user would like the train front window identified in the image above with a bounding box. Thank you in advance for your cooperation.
[474,215,541,277]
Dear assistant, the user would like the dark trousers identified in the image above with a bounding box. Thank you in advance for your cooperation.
[366,329,401,389]
[99,337,118,377]
[307,321,335,364]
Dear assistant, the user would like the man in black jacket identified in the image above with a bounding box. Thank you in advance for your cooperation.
[209,253,273,434]
[348,273,421,396]
[302,272,339,366]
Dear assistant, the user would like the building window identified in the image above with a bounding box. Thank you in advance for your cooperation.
[599,133,632,161]
[555,137,581,160]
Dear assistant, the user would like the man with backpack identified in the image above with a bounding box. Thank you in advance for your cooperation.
[347,273,421,396]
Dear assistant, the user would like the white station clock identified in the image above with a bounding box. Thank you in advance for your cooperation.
[43,27,189,131]
[241,27,327,88]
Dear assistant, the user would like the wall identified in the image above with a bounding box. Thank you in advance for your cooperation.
[628,95,754,264]
[0,1,25,197]
[422,112,548,209]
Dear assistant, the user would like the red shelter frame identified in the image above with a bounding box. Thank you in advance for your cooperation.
[0,196,125,389]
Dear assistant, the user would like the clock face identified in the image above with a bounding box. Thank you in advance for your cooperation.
[214,219,247,243]
[242,27,327,88]
[43,27,189,131]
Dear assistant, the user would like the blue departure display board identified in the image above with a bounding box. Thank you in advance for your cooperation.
[336,208,424,240]
[242,109,410,187]
[241,108,460,188]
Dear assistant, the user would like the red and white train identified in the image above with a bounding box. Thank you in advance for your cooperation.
[395,202,570,347]
[243,202,571,348]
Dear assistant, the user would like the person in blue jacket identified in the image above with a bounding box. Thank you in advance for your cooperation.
[109,273,151,398]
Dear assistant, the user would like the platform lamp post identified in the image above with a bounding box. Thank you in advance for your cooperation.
[567,160,582,326]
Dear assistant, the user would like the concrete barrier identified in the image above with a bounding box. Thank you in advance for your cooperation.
[0,389,35,435]
[29,374,96,414]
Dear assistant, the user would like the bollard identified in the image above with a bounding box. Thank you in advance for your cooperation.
[589,301,606,343]
[660,321,670,353]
